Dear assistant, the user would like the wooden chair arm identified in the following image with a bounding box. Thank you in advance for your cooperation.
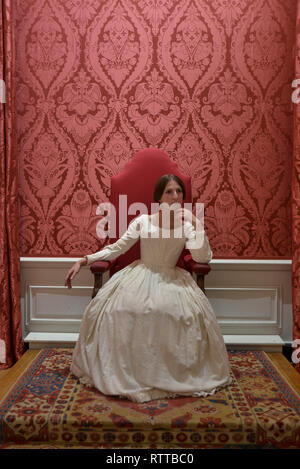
[183,254,211,295]
[90,259,117,298]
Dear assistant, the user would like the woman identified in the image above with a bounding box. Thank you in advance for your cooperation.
[65,175,232,403]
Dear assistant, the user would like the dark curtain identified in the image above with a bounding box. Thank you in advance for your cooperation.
[292,1,300,373]
[0,0,24,369]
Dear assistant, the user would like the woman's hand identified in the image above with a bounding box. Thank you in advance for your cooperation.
[175,208,201,230]
[64,258,86,289]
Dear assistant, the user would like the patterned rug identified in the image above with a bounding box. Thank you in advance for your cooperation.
[0,349,299,449]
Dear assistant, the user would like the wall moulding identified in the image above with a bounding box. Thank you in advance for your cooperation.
[21,258,292,352]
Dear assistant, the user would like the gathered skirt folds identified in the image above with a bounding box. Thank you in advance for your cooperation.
[70,259,232,403]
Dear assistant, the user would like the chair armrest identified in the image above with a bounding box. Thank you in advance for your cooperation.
[183,254,211,275]
[89,259,117,274]
[90,259,117,298]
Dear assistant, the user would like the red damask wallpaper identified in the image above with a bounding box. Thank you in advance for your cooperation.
[15,0,296,259]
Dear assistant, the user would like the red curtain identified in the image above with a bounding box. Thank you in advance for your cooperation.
[0,0,24,369]
[292,2,300,374]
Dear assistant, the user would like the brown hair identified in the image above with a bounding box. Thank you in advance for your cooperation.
[153,174,186,203]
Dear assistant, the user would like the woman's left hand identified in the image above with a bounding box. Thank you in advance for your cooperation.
[175,208,199,229]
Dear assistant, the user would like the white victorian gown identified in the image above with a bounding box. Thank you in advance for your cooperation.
[70,214,232,403]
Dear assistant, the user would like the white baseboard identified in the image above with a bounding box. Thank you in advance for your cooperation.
[223,334,284,352]
[24,332,78,349]
[24,332,285,352]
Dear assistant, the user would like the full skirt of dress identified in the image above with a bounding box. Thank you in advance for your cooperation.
[70,259,232,403]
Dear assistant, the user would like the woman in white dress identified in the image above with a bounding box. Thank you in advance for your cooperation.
[65,175,232,403]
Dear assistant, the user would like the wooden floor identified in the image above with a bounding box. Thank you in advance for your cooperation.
[0,350,41,402]
[1,350,300,403]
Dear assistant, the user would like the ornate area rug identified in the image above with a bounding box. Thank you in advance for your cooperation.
[0,349,299,449]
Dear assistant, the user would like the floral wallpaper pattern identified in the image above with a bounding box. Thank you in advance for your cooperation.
[15,0,296,258]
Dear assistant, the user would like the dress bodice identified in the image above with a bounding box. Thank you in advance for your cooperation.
[139,215,188,268]
[85,213,213,267]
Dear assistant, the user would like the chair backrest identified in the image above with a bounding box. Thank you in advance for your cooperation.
[108,148,192,275]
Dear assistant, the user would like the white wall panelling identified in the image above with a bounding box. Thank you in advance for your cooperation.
[21,258,292,351]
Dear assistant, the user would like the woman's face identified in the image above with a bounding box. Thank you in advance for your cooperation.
[159,180,184,206]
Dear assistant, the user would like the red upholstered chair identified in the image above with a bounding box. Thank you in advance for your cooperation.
[90,148,211,298]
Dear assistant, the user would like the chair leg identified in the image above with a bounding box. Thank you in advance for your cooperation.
[92,273,104,299]
[196,274,206,295]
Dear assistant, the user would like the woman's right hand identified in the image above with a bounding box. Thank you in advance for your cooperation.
[64,259,86,289]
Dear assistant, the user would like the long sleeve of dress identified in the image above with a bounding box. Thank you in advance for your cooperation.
[184,222,213,263]
[84,215,141,265]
